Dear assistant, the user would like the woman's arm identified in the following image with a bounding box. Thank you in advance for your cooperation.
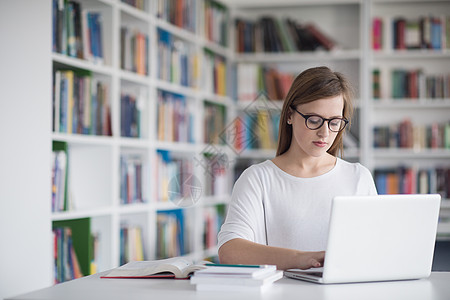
[218,238,325,270]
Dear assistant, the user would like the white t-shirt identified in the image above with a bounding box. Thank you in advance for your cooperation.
[218,158,378,252]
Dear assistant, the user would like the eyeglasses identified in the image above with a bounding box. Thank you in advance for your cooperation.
[290,106,348,132]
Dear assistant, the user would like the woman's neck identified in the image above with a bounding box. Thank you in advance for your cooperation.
[271,149,337,178]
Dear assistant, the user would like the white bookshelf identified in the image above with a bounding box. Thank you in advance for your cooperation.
[369,0,450,239]
[50,0,234,276]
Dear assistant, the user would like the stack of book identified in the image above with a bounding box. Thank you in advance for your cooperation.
[191,264,283,292]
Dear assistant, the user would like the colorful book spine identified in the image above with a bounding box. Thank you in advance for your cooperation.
[202,153,228,197]
[203,49,227,96]
[233,110,280,151]
[203,101,226,145]
[52,227,84,283]
[374,166,450,198]
[157,29,200,88]
[53,218,93,282]
[204,0,229,47]
[235,16,336,53]
[155,150,195,203]
[156,0,196,33]
[52,0,104,63]
[120,154,147,204]
[120,27,149,75]
[372,17,383,50]
[120,0,146,11]
[385,15,450,50]
[53,69,111,136]
[373,120,450,149]
[373,68,450,100]
[203,204,226,249]
[120,93,141,138]
[156,90,194,143]
[119,225,145,265]
[237,63,294,102]
[156,209,186,259]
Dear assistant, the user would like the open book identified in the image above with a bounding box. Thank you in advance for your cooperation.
[101,257,208,279]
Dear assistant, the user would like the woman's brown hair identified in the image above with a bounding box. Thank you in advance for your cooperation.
[276,66,354,157]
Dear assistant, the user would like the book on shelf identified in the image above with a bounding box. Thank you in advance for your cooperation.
[157,29,200,88]
[203,49,227,96]
[102,257,208,279]
[203,205,226,249]
[156,209,187,258]
[120,27,149,75]
[236,63,294,102]
[233,110,280,151]
[373,120,450,149]
[52,141,69,212]
[374,166,450,198]
[52,0,104,63]
[374,15,449,50]
[204,101,226,145]
[120,93,141,138]
[204,0,229,47]
[53,69,112,136]
[157,90,194,143]
[156,0,197,33]
[202,153,229,197]
[235,16,336,53]
[53,218,93,281]
[372,17,383,50]
[372,69,381,99]
[120,154,147,204]
[121,0,146,11]
[374,68,450,100]
[53,226,83,283]
[156,150,196,203]
[120,225,145,265]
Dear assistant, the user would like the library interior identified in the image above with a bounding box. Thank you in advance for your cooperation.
[1,0,450,299]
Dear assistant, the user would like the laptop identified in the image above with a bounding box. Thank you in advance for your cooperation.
[284,194,441,284]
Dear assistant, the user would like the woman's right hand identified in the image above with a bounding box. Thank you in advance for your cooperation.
[295,251,325,269]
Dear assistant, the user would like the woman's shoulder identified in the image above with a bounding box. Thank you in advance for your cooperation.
[240,160,274,175]
[336,158,371,175]
[236,160,275,181]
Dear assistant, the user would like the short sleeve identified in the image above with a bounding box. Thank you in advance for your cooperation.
[357,164,378,195]
[217,166,267,249]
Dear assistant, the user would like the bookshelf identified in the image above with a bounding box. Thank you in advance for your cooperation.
[50,0,234,281]
[369,0,450,240]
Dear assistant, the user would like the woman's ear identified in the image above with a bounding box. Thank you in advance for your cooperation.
[286,106,293,125]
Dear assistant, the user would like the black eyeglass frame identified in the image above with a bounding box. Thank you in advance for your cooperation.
[290,106,349,132]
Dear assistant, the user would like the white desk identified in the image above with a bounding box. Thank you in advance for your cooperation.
[8,272,450,300]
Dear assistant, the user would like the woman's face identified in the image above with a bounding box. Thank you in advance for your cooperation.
[288,95,344,158]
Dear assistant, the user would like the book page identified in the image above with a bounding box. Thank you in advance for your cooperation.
[103,258,193,278]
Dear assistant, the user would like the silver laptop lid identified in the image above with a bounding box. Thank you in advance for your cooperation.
[320,194,441,284]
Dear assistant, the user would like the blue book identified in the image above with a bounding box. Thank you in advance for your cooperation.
[60,75,68,133]
[375,172,387,194]
[430,18,442,50]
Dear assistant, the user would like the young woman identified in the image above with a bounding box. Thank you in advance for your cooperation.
[218,66,377,270]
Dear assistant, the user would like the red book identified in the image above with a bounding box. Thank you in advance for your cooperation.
[373,17,383,50]
[395,18,406,50]
[305,23,336,51]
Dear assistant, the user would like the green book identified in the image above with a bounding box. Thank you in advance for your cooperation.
[53,218,92,276]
